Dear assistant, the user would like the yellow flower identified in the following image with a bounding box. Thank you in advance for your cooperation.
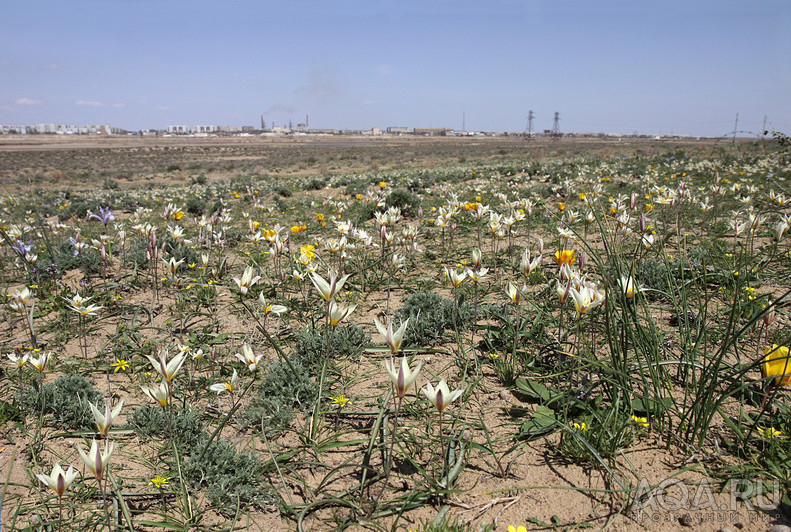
[573,422,590,432]
[110,359,130,373]
[757,427,782,439]
[173,211,185,221]
[464,201,479,212]
[553,249,576,266]
[149,475,171,488]
[355,193,363,200]
[631,415,649,427]
[488,353,500,360]
[508,526,528,532]
[558,202,566,212]
[761,345,791,386]
[331,394,351,408]
[378,181,387,189]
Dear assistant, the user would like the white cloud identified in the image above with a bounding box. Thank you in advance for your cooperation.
[16,98,43,106]
[77,100,105,107]
[44,63,63,69]
[361,100,376,106]
[112,103,126,108]
[157,105,175,111]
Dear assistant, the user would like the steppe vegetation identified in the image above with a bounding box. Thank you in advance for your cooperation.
[1,135,790,531]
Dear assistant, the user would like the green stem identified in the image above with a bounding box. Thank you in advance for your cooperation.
[197,375,256,463]
[238,299,301,380]
[102,476,112,531]
[369,395,402,515]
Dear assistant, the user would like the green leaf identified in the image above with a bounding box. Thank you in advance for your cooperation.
[632,396,673,414]
[135,520,188,531]
[518,405,558,441]
[515,378,551,402]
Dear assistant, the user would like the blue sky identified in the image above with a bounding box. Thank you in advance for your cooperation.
[2,0,789,136]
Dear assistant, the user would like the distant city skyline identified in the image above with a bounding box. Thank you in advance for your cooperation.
[2,1,789,137]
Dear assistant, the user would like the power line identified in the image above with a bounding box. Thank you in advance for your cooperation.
[524,110,534,138]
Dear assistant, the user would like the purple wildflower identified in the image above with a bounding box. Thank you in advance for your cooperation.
[89,207,115,227]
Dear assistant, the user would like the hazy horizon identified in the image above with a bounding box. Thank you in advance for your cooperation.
[2,0,789,137]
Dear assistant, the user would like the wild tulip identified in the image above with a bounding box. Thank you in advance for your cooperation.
[556,278,571,304]
[467,267,489,284]
[233,265,261,295]
[505,282,523,305]
[520,249,541,277]
[471,248,482,268]
[310,270,350,302]
[8,352,28,369]
[619,276,637,299]
[77,439,114,482]
[65,293,103,316]
[146,349,187,382]
[444,267,467,288]
[235,344,263,372]
[328,300,356,326]
[554,249,576,266]
[570,284,605,315]
[375,317,409,354]
[422,380,464,413]
[28,351,51,372]
[163,257,185,276]
[141,382,171,407]
[210,369,239,394]
[89,400,124,436]
[762,345,791,386]
[258,292,287,316]
[36,463,79,497]
[384,356,422,399]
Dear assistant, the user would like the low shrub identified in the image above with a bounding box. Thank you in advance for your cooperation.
[395,291,476,348]
[242,357,317,436]
[129,405,204,449]
[19,374,103,430]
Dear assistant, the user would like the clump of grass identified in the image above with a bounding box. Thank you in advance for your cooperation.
[304,177,325,191]
[129,405,205,449]
[559,412,637,464]
[242,358,317,435]
[395,291,475,347]
[0,400,23,426]
[182,436,272,512]
[386,189,422,217]
[19,373,103,430]
[273,185,292,198]
[294,323,369,368]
